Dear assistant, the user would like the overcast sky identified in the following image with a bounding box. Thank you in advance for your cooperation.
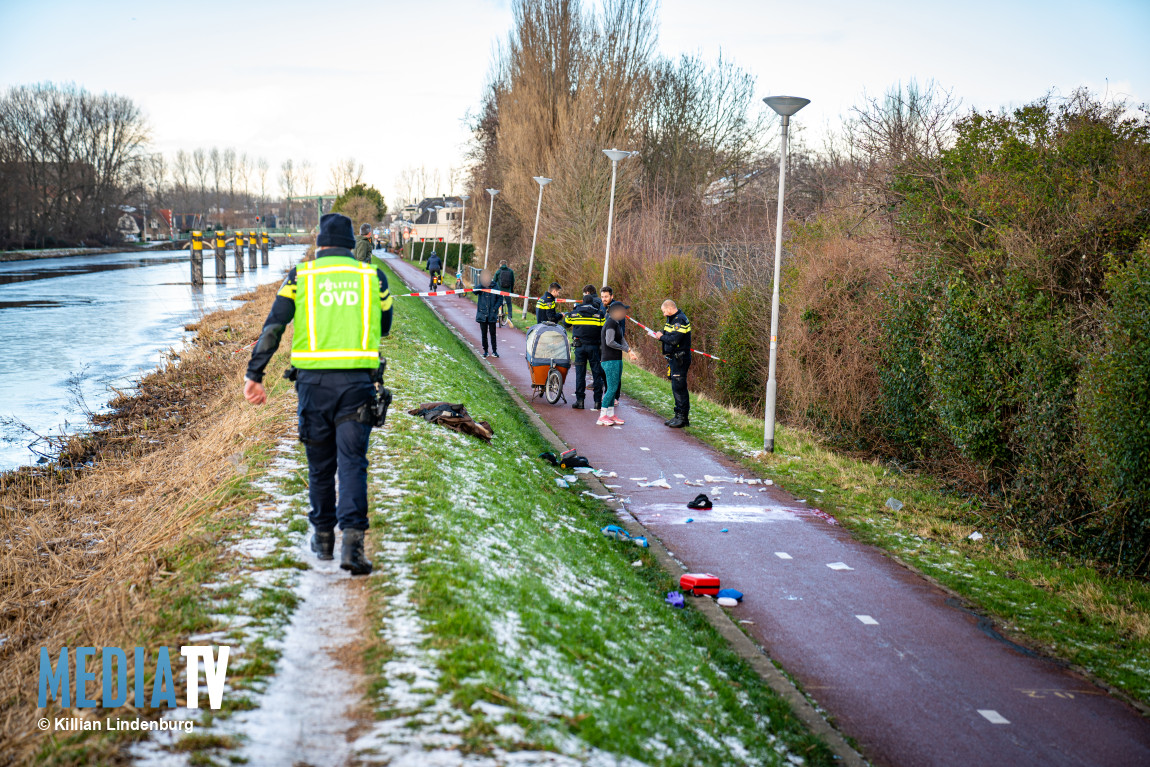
[1,0,1145,206]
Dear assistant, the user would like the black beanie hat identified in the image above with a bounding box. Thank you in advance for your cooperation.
[316,213,355,250]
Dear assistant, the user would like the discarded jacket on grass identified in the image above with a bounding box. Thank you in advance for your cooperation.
[408,402,494,442]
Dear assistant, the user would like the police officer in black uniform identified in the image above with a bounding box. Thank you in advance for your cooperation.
[243,214,394,575]
[564,284,606,409]
[535,281,562,324]
[654,299,692,428]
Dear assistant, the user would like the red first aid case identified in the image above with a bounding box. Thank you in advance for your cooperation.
[680,573,721,596]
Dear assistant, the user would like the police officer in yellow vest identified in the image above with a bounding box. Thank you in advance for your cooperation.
[243,213,393,575]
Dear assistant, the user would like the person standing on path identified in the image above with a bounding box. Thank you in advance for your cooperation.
[653,299,692,428]
[599,300,637,426]
[535,281,562,324]
[564,285,606,410]
[243,213,394,576]
[475,269,501,358]
[354,223,374,263]
[493,260,516,324]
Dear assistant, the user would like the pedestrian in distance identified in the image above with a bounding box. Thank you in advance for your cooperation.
[653,299,692,427]
[536,281,562,324]
[426,251,443,289]
[354,223,374,263]
[243,213,394,575]
[475,268,501,359]
[598,300,638,426]
[493,260,516,323]
[564,285,606,410]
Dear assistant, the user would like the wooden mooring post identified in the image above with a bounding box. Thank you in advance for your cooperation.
[260,231,270,265]
[214,230,227,280]
[234,231,245,274]
[190,231,204,285]
[248,230,258,269]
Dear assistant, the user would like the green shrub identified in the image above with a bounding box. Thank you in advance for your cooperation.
[876,278,939,455]
[716,288,765,412]
[1080,244,1150,574]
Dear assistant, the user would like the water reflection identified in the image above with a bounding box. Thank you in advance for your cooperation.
[0,245,305,470]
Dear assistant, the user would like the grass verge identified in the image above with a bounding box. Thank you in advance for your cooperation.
[618,359,1150,708]
[353,264,835,765]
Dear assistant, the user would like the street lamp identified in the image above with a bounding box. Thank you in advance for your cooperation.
[522,175,552,319]
[761,95,810,453]
[483,188,500,269]
[455,193,469,273]
[601,148,633,286]
[418,204,443,263]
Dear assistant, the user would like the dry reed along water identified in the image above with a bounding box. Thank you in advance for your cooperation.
[0,283,296,763]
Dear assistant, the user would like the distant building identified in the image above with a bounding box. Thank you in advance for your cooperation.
[404,196,471,245]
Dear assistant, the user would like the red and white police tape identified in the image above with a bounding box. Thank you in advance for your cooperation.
[395,287,726,362]
[624,316,726,363]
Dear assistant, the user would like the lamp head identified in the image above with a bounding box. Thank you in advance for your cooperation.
[486,188,500,196]
[533,176,552,187]
[602,148,633,163]
[460,194,470,201]
[763,96,810,118]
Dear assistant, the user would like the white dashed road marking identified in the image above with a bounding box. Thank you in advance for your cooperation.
[978,710,1010,724]
[775,552,793,559]
[640,447,650,451]
[827,562,854,571]
[856,615,879,625]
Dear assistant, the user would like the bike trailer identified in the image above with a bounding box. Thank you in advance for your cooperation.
[679,573,721,596]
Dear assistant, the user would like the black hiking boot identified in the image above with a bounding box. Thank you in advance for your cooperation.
[572,400,585,410]
[311,529,335,560]
[666,416,689,428]
[340,529,373,576]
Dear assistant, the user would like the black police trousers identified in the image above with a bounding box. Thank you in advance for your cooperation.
[573,342,605,405]
[295,370,375,532]
[668,353,691,418]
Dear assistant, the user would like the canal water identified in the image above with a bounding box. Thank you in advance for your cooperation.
[0,245,306,471]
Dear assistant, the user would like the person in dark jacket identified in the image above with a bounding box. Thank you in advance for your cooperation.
[653,299,692,427]
[474,269,501,358]
[535,281,562,324]
[354,223,374,263]
[564,285,605,409]
[599,300,637,426]
[426,251,443,289]
[493,260,516,319]
[243,213,393,575]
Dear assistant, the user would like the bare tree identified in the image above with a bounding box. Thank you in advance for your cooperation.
[0,82,149,247]
[300,159,314,195]
[191,148,208,219]
[209,147,222,220]
[257,157,269,203]
[279,158,296,228]
[222,147,237,209]
[328,157,364,195]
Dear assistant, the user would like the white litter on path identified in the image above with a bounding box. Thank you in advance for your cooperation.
[826,562,854,571]
[978,709,1010,724]
[637,478,672,489]
[775,552,793,560]
[856,615,879,625]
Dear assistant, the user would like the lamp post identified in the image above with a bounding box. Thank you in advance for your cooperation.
[761,95,810,453]
[601,148,632,286]
[483,188,500,269]
[418,204,442,263]
[455,193,469,273]
[522,175,552,319]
